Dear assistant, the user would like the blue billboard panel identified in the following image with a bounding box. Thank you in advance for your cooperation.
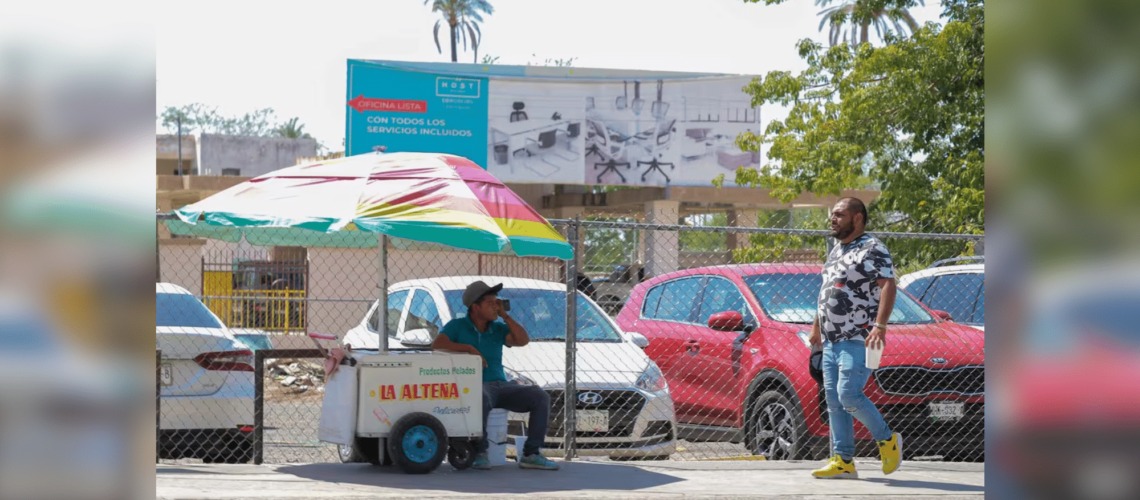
[347,60,760,187]
[346,61,489,166]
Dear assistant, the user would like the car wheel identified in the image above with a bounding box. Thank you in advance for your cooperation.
[223,439,253,464]
[338,441,365,463]
[447,439,477,470]
[386,413,448,474]
[354,437,383,465]
[748,390,819,461]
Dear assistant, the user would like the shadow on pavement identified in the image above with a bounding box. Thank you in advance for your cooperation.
[279,462,683,494]
[862,478,985,492]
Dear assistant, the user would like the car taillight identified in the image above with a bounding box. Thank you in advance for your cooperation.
[194,350,255,372]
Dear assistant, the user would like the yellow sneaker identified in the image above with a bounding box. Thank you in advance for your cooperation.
[812,454,858,479]
[878,432,902,475]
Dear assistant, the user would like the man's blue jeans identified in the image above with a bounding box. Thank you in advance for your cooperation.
[480,381,551,457]
[822,339,893,461]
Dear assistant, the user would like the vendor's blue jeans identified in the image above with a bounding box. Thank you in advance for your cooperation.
[822,339,893,461]
[480,381,550,457]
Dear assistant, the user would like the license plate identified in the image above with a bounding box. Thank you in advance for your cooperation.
[160,364,173,386]
[575,410,609,432]
[929,401,964,422]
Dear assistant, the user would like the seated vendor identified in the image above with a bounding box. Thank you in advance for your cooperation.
[431,280,559,471]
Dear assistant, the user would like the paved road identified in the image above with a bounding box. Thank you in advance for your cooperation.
[157,460,984,499]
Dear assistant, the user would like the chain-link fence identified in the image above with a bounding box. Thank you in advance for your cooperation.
[156,206,984,465]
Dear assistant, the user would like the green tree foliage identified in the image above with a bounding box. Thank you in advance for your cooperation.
[481,54,577,67]
[725,0,983,267]
[273,117,313,140]
[680,213,728,253]
[159,104,278,136]
[814,0,922,47]
[581,215,638,275]
[425,0,494,63]
[733,209,831,264]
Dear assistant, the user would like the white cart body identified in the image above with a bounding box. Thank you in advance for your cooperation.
[353,350,483,440]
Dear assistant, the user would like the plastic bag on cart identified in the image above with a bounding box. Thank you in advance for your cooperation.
[317,364,358,446]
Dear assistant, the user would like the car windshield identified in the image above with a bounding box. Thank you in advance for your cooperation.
[743,273,935,324]
[156,293,223,328]
[443,288,621,342]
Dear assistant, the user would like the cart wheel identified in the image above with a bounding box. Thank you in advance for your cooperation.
[448,439,476,470]
[387,412,448,474]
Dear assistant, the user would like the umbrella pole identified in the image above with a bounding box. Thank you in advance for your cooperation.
[379,233,388,353]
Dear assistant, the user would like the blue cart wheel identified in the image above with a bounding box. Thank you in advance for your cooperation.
[401,425,439,463]
[387,412,448,474]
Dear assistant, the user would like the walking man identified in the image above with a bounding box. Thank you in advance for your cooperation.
[432,280,559,471]
[809,197,902,479]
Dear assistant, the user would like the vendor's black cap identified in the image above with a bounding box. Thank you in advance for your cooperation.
[462,280,503,307]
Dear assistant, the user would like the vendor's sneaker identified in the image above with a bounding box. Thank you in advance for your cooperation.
[812,454,858,479]
[472,452,491,470]
[878,432,902,475]
[519,453,559,470]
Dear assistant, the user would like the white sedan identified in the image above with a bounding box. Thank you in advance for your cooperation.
[156,283,255,463]
[343,276,677,460]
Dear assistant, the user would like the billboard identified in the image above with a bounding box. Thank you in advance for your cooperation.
[346,59,760,187]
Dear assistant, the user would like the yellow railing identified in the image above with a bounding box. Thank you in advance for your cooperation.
[204,289,307,332]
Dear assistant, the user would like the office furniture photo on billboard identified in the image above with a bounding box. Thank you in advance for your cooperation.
[493,116,572,173]
[520,130,558,159]
[651,80,669,120]
[595,158,631,184]
[555,122,581,154]
[510,102,528,122]
[633,118,676,183]
[630,81,645,115]
[716,147,759,170]
[585,120,606,160]
[615,81,627,111]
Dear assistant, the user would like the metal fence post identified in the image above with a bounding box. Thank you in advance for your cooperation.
[564,217,579,461]
[253,350,265,465]
[156,348,161,463]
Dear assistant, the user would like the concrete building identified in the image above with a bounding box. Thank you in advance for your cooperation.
[154,133,318,177]
[196,134,318,177]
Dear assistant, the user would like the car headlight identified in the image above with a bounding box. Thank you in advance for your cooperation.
[504,367,536,386]
[635,363,667,392]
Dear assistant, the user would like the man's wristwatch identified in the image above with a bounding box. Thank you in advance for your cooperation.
[873,322,888,330]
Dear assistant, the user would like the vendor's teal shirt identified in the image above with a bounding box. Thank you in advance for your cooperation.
[439,316,510,383]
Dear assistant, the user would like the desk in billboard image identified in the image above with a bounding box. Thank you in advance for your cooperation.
[346,61,489,164]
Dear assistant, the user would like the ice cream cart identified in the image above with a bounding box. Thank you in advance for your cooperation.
[166,152,575,474]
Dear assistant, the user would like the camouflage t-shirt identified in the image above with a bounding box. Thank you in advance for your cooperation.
[817,233,895,343]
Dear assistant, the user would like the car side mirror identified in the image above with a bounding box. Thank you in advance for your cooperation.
[708,311,745,332]
[400,328,435,348]
[932,310,953,322]
[627,332,649,349]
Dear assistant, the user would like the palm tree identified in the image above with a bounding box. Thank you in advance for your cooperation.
[816,0,921,47]
[425,0,494,63]
[274,117,312,139]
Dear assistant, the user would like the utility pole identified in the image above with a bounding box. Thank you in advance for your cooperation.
[177,115,183,176]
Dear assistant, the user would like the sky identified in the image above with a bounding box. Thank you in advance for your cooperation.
[156,0,946,152]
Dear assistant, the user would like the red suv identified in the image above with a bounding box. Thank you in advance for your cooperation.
[615,264,985,460]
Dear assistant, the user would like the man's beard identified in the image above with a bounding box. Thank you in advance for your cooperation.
[831,222,854,240]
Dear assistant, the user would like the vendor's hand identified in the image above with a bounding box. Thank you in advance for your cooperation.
[496,299,509,320]
[808,329,822,349]
[866,327,887,350]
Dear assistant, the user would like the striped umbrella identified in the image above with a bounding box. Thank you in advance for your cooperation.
[167,152,572,260]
